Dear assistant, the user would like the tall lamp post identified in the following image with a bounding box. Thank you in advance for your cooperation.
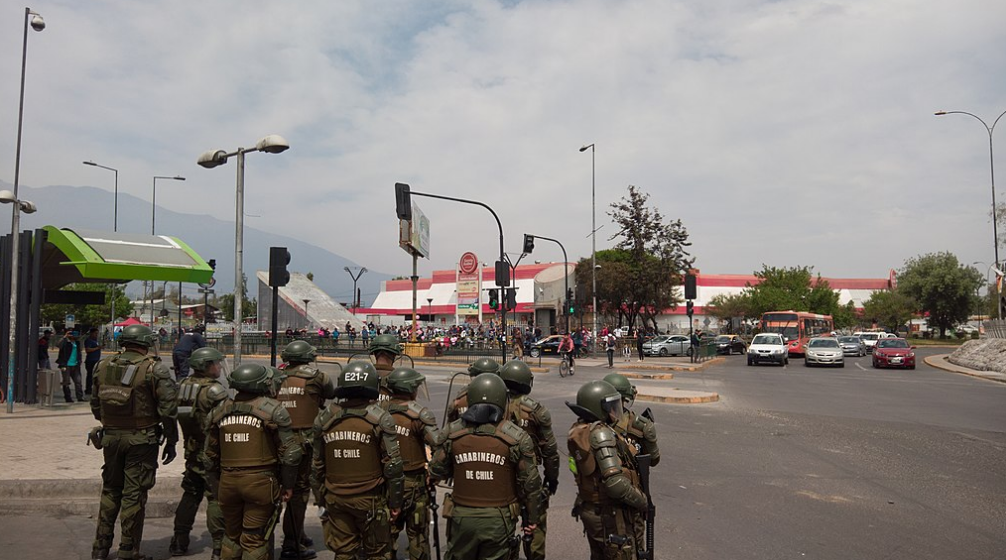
[303,299,311,329]
[7,7,45,414]
[344,266,367,317]
[150,175,185,321]
[936,109,1006,319]
[83,161,120,332]
[198,135,290,363]
[579,143,597,342]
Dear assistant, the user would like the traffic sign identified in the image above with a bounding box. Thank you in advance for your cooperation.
[199,276,216,289]
[64,314,75,328]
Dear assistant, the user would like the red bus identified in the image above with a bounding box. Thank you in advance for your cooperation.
[758,311,834,357]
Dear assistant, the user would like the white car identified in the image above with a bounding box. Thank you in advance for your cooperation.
[747,333,789,366]
[804,337,844,367]
[854,331,893,353]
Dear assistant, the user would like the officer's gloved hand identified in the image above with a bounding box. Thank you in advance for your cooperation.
[545,478,559,496]
[161,444,177,465]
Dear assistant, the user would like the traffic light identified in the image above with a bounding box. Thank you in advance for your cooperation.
[488,289,499,310]
[395,182,412,220]
[269,247,291,287]
[686,301,694,317]
[684,273,697,300]
[568,299,575,315]
[523,234,535,254]
[207,259,216,271]
[566,288,574,302]
[505,288,517,311]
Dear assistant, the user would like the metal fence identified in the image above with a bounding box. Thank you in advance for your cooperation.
[983,320,1006,339]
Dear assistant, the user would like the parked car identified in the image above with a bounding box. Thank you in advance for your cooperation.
[747,333,788,366]
[872,338,916,369]
[642,334,691,357]
[837,335,867,357]
[804,337,844,367]
[528,334,563,358]
[714,334,747,355]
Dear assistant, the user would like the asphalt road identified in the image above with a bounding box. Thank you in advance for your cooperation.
[4,350,1004,560]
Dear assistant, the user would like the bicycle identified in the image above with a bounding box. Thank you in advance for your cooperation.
[559,351,571,377]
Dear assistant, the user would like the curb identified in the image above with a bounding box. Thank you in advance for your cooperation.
[923,355,1006,385]
[636,391,720,404]
[0,477,184,518]
[620,372,675,380]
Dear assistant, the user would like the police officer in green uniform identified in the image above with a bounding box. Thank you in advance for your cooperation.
[204,364,303,560]
[445,357,500,424]
[276,340,337,560]
[381,367,443,560]
[311,361,405,560]
[567,380,647,560]
[430,374,542,560]
[369,333,403,400]
[90,324,179,560]
[170,347,229,558]
[499,360,559,560]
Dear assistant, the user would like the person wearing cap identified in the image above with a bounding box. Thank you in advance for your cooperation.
[57,329,86,402]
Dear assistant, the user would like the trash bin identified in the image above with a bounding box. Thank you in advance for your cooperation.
[37,368,58,407]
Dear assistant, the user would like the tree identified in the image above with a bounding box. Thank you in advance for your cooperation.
[743,265,841,318]
[306,271,314,282]
[586,185,693,332]
[40,283,133,329]
[861,291,917,334]
[897,252,982,338]
[705,293,752,330]
[217,273,257,323]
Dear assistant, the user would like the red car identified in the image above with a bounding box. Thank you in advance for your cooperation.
[872,338,916,370]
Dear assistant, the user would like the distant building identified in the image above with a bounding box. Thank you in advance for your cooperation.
[256,271,365,332]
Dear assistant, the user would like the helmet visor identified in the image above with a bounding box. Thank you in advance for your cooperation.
[600,393,624,423]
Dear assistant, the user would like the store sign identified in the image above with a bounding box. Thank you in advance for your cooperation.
[456,252,480,315]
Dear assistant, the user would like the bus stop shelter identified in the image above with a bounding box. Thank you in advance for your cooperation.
[2,226,212,408]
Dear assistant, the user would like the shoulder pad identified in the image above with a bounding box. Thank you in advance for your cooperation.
[410,402,436,426]
[291,364,321,378]
[372,406,397,433]
[497,420,525,445]
[205,383,229,404]
[316,405,335,430]
[207,399,234,425]
[446,419,468,440]
[150,360,173,380]
[589,424,618,448]
[271,403,293,427]
[365,403,388,426]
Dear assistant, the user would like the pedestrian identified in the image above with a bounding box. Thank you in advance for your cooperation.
[169,347,228,559]
[172,327,206,380]
[690,330,701,362]
[204,364,302,560]
[573,329,583,358]
[603,373,662,553]
[84,327,104,395]
[635,328,646,362]
[311,361,404,559]
[446,357,501,424]
[57,329,86,402]
[332,326,340,345]
[499,361,560,560]
[275,340,337,560]
[37,329,52,370]
[605,331,617,368]
[567,380,647,560]
[90,324,179,560]
[429,374,541,560]
[381,367,443,560]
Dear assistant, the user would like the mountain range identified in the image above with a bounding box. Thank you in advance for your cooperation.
[6,182,391,306]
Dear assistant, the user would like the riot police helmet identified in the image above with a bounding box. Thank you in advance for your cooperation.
[369,334,402,357]
[281,340,317,364]
[572,380,623,424]
[189,347,226,374]
[228,363,284,396]
[119,324,156,348]
[499,360,534,395]
[467,357,501,377]
[461,373,509,424]
[335,361,380,400]
[602,373,637,408]
[386,367,426,396]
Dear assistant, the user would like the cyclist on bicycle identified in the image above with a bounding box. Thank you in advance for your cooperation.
[558,332,575,375]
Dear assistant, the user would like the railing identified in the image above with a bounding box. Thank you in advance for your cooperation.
[690,342,717,363]
[983,320,1006,339]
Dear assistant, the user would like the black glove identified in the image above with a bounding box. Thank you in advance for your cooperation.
[545,478,558,496]
[161,444,177,465]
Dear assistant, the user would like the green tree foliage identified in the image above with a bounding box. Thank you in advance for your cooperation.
[744,265,841,318]
[896,252,982,337]
[832,301,859,330]
[705,293,752,326]
[217,273,257,322]
[41,283,132,329]
[582,185,693,332]
[861,290,917,334]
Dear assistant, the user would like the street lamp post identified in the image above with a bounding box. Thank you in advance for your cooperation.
[303,299,311,329]
[936,109,1006,319]
[427,297,434,324]
[83,161,119,335]
[198,135,290,363]
[150,175,185,318]
[6,7,44,414]
[579,143,598,344]
[344,266,368,317]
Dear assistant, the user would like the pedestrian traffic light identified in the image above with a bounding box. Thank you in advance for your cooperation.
[208,259,216,271]
[269,247,291,287]
[686,301,694,317]
[395,182,412,220]
[505,288,517,311]
[488,289,499,310]
[568,299,575,315]
[523,234,535,254]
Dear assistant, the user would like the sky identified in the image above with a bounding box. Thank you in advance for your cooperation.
[2,0,1005,287]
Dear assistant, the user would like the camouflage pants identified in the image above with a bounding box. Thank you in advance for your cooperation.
[281,438,312,548]
[521,500,547,560]
[445,504,518,560]
[322,489,392,560]
[173,448,224,548]
[219,469,281,560]
[576,500,638,560]
[391,471,431,560]
[92,429,159,560]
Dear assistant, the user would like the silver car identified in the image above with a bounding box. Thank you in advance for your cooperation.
[837,335,867,357]
[642,334,691,357]
[804,337,845,367]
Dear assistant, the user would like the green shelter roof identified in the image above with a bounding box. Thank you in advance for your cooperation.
[41,226,213,289]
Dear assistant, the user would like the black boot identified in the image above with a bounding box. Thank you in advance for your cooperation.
[169,533,189,556]
[281,544,317,560]
[63,387,73,403]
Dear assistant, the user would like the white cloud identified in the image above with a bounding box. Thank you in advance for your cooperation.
[1,0,1004,284]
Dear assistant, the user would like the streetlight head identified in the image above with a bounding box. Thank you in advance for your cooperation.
[0,190,15,203]
[19,200,37,214]
[197,149,228,169]
[579,145,590,152]
[343,266,351,273]
[83,160,97,167]
[934,111,947,116]
[174,176,186,181]
[30,14,45,32]
[361,267,368,274]
[256,135,290,154]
